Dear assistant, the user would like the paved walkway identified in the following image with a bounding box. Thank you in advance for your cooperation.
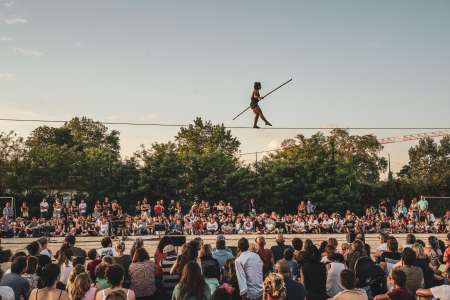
[1,233,446,256]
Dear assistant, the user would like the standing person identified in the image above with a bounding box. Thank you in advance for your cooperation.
[271,235,291,263]
[87,249,102,283]
[20,202,29,219]
[212,235,234,271]
[161,245,179,297]
[374,269,415,300]
[199,244,220,281]
[223,258,241,300]
[235,238,264,300]
[28,264,70,300]
[278,249,299,281]
[95,264,136,300]
[154,236,172,279]
[275,260,305,300]
[250,82,272,128]
[3,201,14,220]
[331,270,368,300]
[64,235,87,259]
[56,245,73,287]
[0,256,30,300]
[38,238,53,260]
[128,248,156,300]
[79,199,88,217]
[171,261,211,300]
[40,198,49,219]
[248,199,257,216]
[300,245,327,300]
[22,256,39,290]
[113,241,131,287]
[326,253,346,298]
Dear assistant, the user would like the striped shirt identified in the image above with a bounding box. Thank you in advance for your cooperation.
[161,254,178,294]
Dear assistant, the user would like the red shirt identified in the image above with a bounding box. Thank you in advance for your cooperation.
[387,287,415,300]
[87,259,101,281]
[194,220,204,230]
[257,248,273,273]
[154,205,164,216]
[154,249,165,277]
[444,246,450,267]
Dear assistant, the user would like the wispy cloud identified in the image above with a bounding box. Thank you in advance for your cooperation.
[3,17,27,24]
[0,73,15,81]
[0,36,13,42]
[3,2,14,8]
[13,47,43,57]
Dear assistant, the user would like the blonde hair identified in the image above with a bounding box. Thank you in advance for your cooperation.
[69,272,91,300]
[264,273,286,300]
[115,241,125,254]
[67,264,86,288]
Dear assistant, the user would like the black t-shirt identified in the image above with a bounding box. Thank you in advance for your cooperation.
[271,244,293,263]
[344,220,355,232]
[301,262,327,300]
[380,251,401,263]
[284,276,305,300]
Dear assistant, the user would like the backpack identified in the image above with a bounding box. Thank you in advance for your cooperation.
[354,256,387,299]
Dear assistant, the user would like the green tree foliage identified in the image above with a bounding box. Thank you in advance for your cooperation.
[2,116,449,214]
[258,129,387,212]
[135,142,186,201]
[0,131,26,194]
[398,135,450,195]
[176,117,240,157]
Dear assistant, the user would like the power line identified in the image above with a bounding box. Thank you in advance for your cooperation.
[1,118,449,131]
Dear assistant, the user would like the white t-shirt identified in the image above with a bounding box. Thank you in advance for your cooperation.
[206,221,218,232]
[430,285,450,300]
[377,243,387,252]
[40,201,49,212]
[99,247,115,257]
[40,248,53,260]
[60,262,73,285]
[326,262,346,297]
[79,202,87,213]
[0,286,15,300]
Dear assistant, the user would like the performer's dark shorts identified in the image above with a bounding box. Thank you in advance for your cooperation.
[250,100,258,109]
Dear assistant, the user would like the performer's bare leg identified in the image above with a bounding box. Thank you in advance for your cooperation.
[253,113,260,128]
[256,107,272,126]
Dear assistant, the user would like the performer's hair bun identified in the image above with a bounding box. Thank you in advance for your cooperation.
[254,82,261,89]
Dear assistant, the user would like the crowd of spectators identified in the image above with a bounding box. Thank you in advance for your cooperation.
[0,196,448,238]
[0,231,449,300]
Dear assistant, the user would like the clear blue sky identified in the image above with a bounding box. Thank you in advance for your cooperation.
[1,0,449,174]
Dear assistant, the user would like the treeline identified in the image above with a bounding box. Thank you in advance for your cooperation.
[0,117,449,214]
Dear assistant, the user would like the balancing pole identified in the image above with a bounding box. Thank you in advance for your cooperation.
[232,78,293,121]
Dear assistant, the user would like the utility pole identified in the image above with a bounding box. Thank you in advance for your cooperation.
[388,153,394,198]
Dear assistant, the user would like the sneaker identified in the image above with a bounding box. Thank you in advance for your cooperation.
[253,125,260,129]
